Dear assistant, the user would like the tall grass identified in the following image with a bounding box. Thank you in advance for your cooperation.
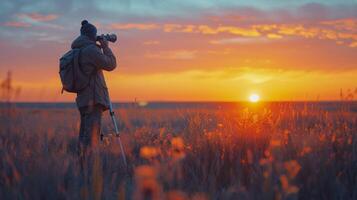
[0,102,356,199]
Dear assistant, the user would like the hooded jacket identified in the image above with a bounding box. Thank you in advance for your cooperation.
[71,35,117,110]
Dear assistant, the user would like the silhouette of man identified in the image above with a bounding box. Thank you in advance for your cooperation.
[71,20,116,155]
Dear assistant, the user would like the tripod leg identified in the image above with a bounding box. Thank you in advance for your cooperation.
[116,136,127,167]
[109,101,128,167]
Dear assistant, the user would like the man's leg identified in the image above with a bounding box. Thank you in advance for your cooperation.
[78,104,103,151]
[78,104,104,199]
[78,106,90,199]
[89,105,103,148]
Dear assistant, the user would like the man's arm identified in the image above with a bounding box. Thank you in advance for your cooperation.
[89,38,117,71]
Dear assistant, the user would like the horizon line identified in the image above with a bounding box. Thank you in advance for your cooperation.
[0,100,355,104]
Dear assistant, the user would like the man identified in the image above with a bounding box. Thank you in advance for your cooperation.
[71,20,117,153]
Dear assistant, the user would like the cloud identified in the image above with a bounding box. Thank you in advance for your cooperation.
[108,23,160,30]
[18,13,58,22]
[3,21,31,28]
[197,25,261,36]
[254,22,357,47]
[267,33,283,39]
[163,24,196,33]
[209,37,269,44]
[321,18,357,31]
[145,50,197,60]
[103,18,357,47]
[1,12,61,31]
[204,21,357,47]
[162,24,261,37]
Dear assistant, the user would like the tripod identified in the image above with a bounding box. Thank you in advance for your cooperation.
[101,99,127,167]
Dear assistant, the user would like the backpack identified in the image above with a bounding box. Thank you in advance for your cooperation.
[59,48,91,93]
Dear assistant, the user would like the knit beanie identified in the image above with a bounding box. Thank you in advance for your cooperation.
[80,20,97,41]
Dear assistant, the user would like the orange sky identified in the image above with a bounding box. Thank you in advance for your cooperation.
[0,1,356,102]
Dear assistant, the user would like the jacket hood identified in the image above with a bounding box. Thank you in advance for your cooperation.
[71,35,96,49]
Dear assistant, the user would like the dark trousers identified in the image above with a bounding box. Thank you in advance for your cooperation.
[77,104,104,199]
[78,104,104,151]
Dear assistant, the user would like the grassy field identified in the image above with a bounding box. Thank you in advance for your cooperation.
[0,102,356,200]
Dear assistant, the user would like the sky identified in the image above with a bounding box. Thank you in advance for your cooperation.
[0,0,356,102]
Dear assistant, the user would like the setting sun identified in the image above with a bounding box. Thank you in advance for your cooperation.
[249,94,260,103]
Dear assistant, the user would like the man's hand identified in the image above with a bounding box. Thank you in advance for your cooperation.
[98,34,109,49]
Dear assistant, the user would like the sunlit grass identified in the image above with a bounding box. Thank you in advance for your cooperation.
[0,102,356,199]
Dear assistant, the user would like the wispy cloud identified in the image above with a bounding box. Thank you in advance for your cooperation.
[206,21,357,47]
[254,22,357,47]
[163,24,196,33]
[101,16,357,47]
[145,50,197,60]
[161,23,262,37]
[320,18,357,31]
[2,12,61,30]
[108,23,160,30]
[3,21,31,28]
[17,13,58,22]
[267,33,283,39]
[209,37,269,44]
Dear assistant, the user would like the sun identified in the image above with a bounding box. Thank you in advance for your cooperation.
[249,94,260,103]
